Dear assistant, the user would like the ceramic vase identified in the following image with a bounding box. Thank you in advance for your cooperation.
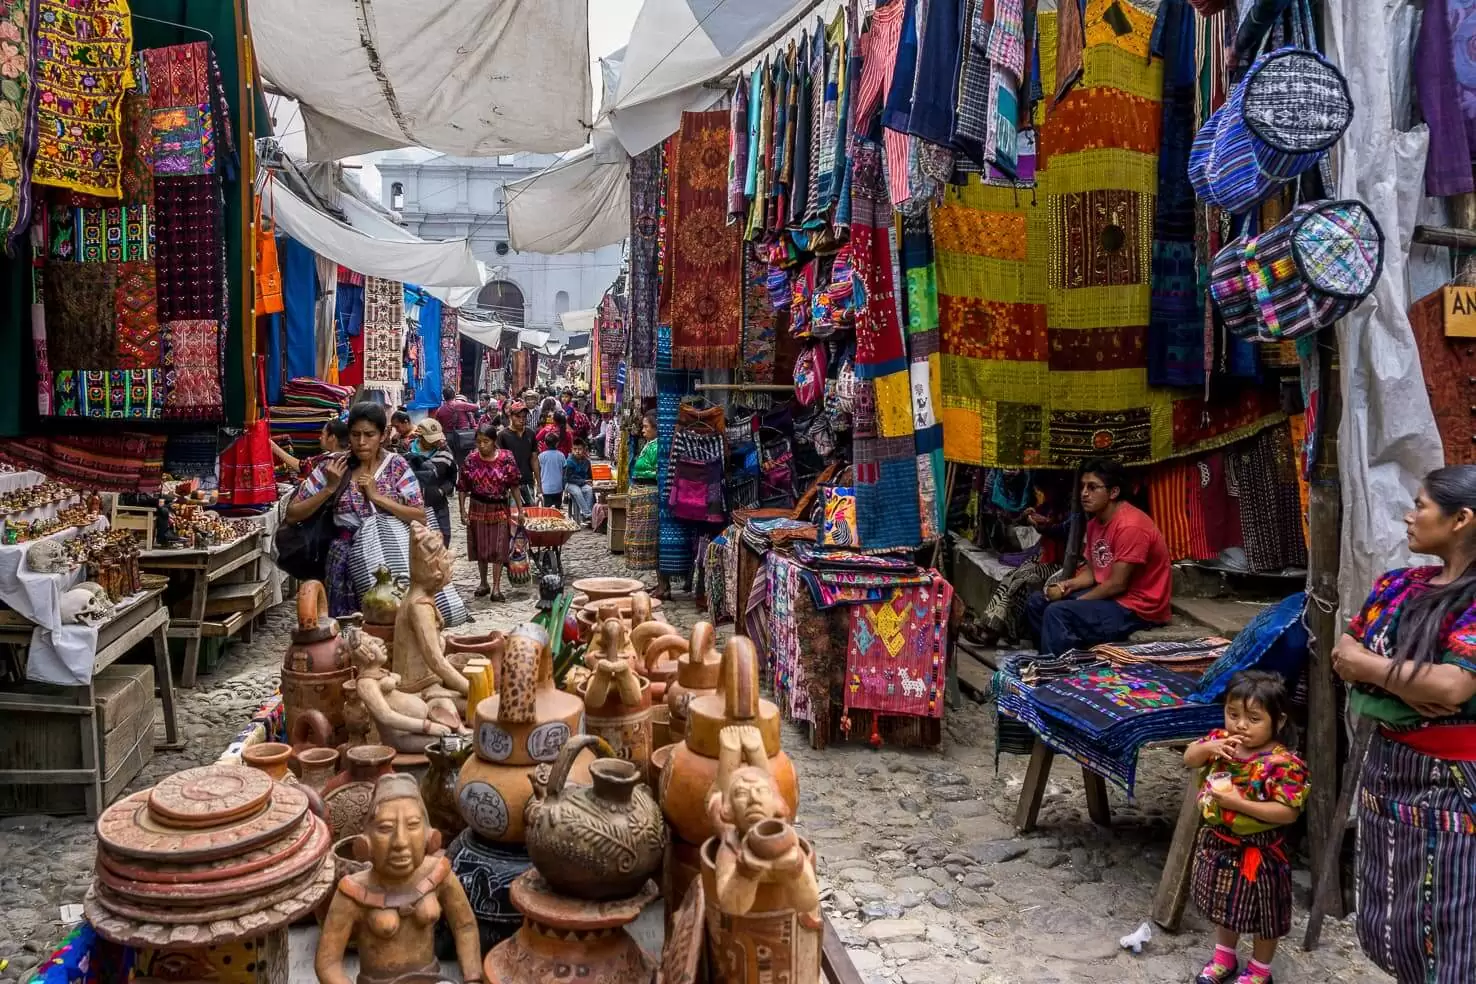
[321,744,395,840]
[455,623,594,843]
[484,873,657,984]
[296,746,340,793]
[524,735,667,901]
[665,622,723,741]
[420,737,472,841]
[241,742,293,781]
[577,626,654,784]
[282,582,354,747]
[442,829,532,956]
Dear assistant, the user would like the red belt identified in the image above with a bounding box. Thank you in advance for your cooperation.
[1382,723,1476,761]
[1210,828,1287,884]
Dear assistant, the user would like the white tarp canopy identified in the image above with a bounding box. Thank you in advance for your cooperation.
[609,0,823,155]
[505,147,630,254]
[1327,0,1446,621]
[259,171,490,307]
[457,314,509,349]
[250,0,592,161]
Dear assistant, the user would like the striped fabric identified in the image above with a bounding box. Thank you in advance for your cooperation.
[1147,459,1214,561]
[1191,826,1294,938]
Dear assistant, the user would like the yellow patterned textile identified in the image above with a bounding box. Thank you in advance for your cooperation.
[937,0,1281,468]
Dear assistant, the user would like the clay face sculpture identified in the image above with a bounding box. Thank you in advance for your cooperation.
[393,522,469,711]
[345,625,464,755]
[577,620,654,782]
[315,774,481,984]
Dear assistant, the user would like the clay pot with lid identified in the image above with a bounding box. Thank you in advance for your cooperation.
[281,581,355,747]
[666,622,723,742]
[524,734,667,901]
[659,637,798,846]
[577,621,654,783]
[455,623,595,844]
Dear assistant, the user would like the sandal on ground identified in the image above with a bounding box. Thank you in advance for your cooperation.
[1195,961,1239,984]
[473,585,491,598]
[489,591,507,603]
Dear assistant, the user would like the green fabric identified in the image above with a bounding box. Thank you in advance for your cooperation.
[1348,687,1476,728]
[633,439,659,480]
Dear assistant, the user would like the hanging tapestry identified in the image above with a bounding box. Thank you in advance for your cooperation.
[667,110,742,369]
[440,305,459,390]
[1409,288,1476,467]
[0,432,166,491]
[1146,457,1214,561]
[0,0,36,249]
[118,88,154,206]
[361,276,405,403]
[935,0,1283,468]
[154,175,222,321]
[902,211,946,542]
[54,368,164,419]
[1228,424,1307,573]
[31,0,133,197]
[740,248,777,383]
[161,319,222,420]
[142,42,216,177]
[627,145,662,370]
[114,261,160,369]
[74,204,152,263]
[43,261,116,367]
[845,573,953,719]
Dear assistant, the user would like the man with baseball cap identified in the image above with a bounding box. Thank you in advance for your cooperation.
[496,401,539,505]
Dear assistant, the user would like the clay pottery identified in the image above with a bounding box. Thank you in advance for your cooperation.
[577,622,654,783]
[659,637,798,846]
[443,830,533,955]
[571,576,644,602]
[745,818,798,861]
[421,736,472,841]
[661,835,704,937]
[659,877,706,984]
[240,742,293,782]
[284,581,351,673]
[575,596,665,640]
[316,834,371,922]
[295,746,340,793]
[361,566,403,626]
[484,872,657,984]
[666,622,723,742]
[321,744,395,840]
[280,663,354,751]
[650,742,677,793]
[456,623,595,843]
[363,619,395,651]
[444,629,508,687]
[699,835,822,984]
[639,632,686,702]
[524,735,667,901]
[464,661,495,719]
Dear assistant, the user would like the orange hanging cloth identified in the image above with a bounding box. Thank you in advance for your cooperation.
[255,177,284,317]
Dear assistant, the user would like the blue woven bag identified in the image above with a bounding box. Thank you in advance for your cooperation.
[1189,48,1352,215]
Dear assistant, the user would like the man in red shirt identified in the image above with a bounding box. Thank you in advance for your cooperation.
[1024,458,1172,655]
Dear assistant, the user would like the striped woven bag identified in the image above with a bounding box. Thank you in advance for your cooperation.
[1209,199,1384,342]
[1188,48,1352,215]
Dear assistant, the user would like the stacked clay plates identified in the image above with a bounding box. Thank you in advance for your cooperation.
[85,764,335,946]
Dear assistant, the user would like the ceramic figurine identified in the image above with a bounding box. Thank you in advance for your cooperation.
[283,581,355,747]
[345,625,462,754]
[666,622,723,741]
[316,774,481,984]
[577,620,654,782]
[455,623,594,843]
[523,735,667,901]
[393,522,470,712]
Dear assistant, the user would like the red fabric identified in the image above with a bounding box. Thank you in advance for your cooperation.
[1085,502,1172,623]
[434,399,479,431]
[536,424,574,455]
[667,111,742,368]
[1384,723,1476,761]
[219,421,276,505]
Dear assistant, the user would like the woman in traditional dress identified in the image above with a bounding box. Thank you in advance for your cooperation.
[625,411,666,595]
[458,422,522,601]
[1333,465,1476,984]
[286,402,426,617]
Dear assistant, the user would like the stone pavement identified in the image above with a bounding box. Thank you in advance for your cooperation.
[0,521,1383,983]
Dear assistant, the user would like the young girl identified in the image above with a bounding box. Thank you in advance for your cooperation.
[1184,670,1308,984]
[457,423,522,602]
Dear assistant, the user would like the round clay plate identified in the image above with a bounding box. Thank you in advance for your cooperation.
[97,812,317,885]
[96,815,330,905]
[92,853,330,924]
[98,783,309,863]
[147,766,273,829]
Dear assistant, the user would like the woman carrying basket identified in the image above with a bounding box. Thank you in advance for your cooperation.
[458,422,523,602]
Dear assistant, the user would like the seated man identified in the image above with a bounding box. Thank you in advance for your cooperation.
[564,438,595,525]
[1024,458,1171,655]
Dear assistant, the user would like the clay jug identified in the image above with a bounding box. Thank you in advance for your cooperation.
[699,835,822,984]
[241,741,293,781]
[296,746,340,792]
[361,566,402,626]
[666,623,723,742]
[524,735,667,902]
[660,637,799,846]
[281,581,354,746]
[485,873,657,984]
[321,744,396,840]
[422,736,473,841]
[577,621,654,783]
[456,623,595,843]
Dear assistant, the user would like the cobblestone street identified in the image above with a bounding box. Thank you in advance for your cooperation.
[0,523,1382,983]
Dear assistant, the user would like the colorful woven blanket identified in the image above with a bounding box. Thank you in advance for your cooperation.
[667,111,741,369]
[845,572,952,719]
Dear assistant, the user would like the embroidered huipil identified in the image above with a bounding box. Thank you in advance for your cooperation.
[1196,729,1308,835]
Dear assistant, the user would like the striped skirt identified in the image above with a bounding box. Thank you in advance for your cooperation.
[624,483,659,571]
[1356,733,1476,984]
[466,499,512,565]
[1190,825,1293,938]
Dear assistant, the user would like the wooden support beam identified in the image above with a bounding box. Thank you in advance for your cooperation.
[1082,769,1113,827]
[1152,766,1208,932]
[1411,224,1476,251]
[1015,739,1055,832]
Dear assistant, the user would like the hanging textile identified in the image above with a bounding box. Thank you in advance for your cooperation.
[845,573,953,719]
[115,262,160,370]
[162,319,223,420]
[142,42,217,177]
[0,0,36,250]
[1228,424,1307,573]
[935,0,1283,468]
[628,146,662,370]
[362,276,405,404]
[441,305,460,391]
[740,248,777,383]
[411,292,444,410]
[335,281,366,390]
[315,254,338,380]
[0,433,166,492]
[902,212,946,541]
[281,237,319,384]
[667,110,742,369]
[31,0,133,197]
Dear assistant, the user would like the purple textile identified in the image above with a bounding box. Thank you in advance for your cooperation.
[1418,0,1476,196]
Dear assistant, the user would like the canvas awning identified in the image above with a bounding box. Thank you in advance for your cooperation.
[250,0,592,161]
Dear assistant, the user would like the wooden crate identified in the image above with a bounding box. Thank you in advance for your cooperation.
[607,494,628,554]
[109,503,156,549]
[204,579,269,617]
[0,663,155,815]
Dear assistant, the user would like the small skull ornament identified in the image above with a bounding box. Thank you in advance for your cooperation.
[59,582,114,624]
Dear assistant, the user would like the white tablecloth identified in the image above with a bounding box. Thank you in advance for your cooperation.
[0,518,111,685]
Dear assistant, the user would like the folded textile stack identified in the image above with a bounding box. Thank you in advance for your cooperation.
[280,378,354,412]
[268,406,336,458]
[1093,638,1231,675]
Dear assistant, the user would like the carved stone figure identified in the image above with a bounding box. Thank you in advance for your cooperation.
[345,625,462,755]
[393,523,469,713]
[315,775,481,984]
[524,735,667,901]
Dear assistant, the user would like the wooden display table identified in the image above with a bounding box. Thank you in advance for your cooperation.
[140,532,270,687]
[0,586,180,818]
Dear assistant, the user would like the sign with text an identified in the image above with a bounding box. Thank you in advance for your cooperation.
[1443,284,1476,337]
